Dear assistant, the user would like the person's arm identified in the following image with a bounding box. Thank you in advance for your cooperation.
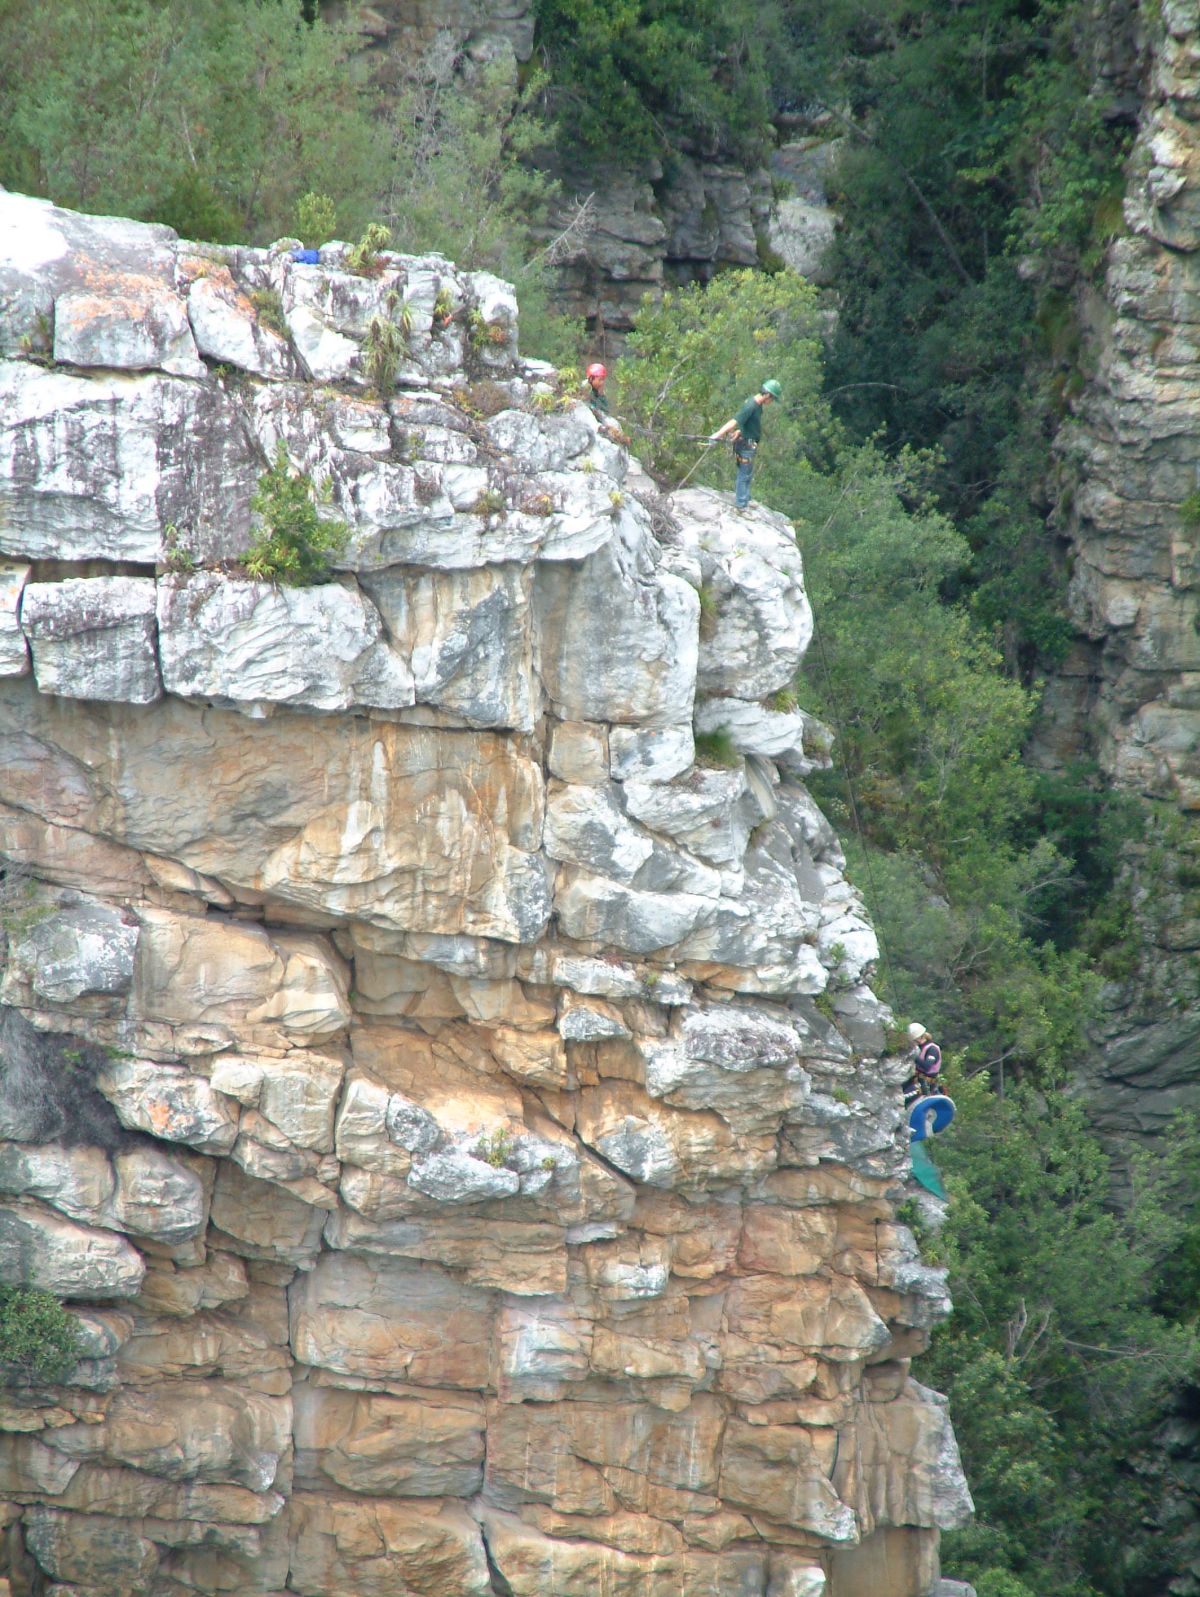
[710,416,740,442]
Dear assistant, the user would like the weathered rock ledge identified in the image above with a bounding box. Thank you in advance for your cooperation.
[0,190,969,1597]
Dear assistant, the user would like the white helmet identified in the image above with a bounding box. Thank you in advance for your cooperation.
[907,1022,927,1041]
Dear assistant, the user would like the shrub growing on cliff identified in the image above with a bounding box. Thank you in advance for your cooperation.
[0,1287,81,1385]
[244,443,348,585]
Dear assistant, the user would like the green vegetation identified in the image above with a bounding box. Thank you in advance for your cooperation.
[798,0,1134,676]
[0,0,384,245]
[361,292,412,396]
[345,222,392,277]
[0,1286,81,1384]
[471,488,507,518]
[693,728,739,769]
[244,442,348,584]
[475,1127,515,1169]
[295,189,336,247]
[927,1075,1200,1596]
[249,287,287,338]
[531,0,778,165]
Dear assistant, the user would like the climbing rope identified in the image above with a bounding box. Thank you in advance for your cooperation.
[672,439,718,493]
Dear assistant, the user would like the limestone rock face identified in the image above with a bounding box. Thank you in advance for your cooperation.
[0,191,968,1597]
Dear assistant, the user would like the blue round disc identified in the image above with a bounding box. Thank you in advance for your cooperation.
[908,1094,956,1141]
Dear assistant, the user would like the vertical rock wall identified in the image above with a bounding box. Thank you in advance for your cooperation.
[0,191,968,1597]
[1037,1,1200,1140]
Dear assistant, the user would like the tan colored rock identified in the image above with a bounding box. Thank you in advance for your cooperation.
[0,686,550,944]
[0,1200,145,1299]
[95,1056,240,1153]
[209,1160,326,1265]
[0,802,153,897]
[834,1383,973,1537]
[134,907,351,1042]
[0,195,970,1597]
[577,1083,776,1189]
[724,1274,892,1362]
[325,1200,570,1294]
[549,719,610,783]
[738,1205,839,1277]
[23,1506,160,1591]
[294,1384,484,1495]
[48,1380,291,1490]
[0,1434,80,1494]
[290,1252,493,1386]
[720,1418,857,1543]
[254,1049,345,1150]
[477,1505,768,1597]
[54,1461,284,1524]
[486,1396,725,1515]
[488,1024,570,1087]
[827,1526,940,1597]
[136,1249,248,1318]
[290,1491,492,1597]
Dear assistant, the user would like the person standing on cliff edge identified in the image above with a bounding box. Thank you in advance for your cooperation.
[709,379,782,510]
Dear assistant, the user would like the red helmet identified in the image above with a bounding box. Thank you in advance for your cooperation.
[586,363,607,381]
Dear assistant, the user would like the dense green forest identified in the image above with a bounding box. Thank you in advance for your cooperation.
[1,2,1197,1593]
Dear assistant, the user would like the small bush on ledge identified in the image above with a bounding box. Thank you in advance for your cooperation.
[0,1286,81,1385]
[694,729,739,769]
[244,443,348,584]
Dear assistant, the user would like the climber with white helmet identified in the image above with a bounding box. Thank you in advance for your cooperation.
[708,379,783,510]
[902,1022,943,1106]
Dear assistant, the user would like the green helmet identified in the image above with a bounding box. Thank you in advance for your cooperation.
[761,379,783,400]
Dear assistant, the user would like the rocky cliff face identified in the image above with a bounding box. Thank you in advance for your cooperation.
[1035,0,1200,1143]
[326,0,785,341]
[0,189,968,1597]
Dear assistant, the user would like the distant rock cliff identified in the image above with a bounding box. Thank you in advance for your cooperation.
[325,0,797,341]
[1035,0,1200,1148]
[0,190,968,1597]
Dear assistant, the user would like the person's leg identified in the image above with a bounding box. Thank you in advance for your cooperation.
[735,454,753,508]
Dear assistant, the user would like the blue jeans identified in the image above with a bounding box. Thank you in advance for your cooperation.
[734,452,754,507]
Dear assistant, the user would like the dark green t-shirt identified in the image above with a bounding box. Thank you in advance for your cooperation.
[733,396,763,444]
[587,382,610,418]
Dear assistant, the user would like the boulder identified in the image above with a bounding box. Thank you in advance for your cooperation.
[95,1057,240,1154]
[0,363,257,563]
[7,897,138,1006]
[157,572,414,714]
[22,578,160,704]
[0,1201,145,1298]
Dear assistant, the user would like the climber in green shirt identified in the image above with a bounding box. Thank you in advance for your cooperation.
[709,379,782,509]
